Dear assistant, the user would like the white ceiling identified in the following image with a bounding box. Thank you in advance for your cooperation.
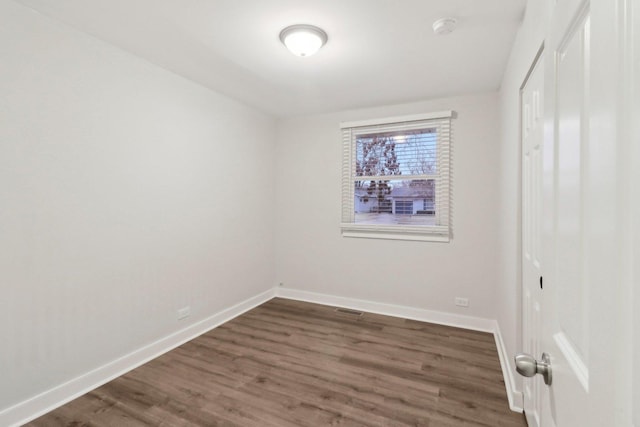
[16,0,526,117]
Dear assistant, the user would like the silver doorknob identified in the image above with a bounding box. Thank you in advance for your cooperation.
[514,352,552,385]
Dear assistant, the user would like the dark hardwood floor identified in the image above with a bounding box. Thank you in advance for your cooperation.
[27,298,527,426]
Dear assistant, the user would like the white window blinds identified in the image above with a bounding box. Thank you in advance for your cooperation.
[341,111,452,242]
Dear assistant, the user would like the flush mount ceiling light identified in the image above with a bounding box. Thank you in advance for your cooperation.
[279,24,328,57]
[432,17,457,35]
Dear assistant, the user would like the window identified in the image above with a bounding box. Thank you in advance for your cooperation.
[395,200,413,215]
[341,111,452,242]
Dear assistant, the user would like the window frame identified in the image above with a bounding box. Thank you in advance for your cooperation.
[340,111,453,242]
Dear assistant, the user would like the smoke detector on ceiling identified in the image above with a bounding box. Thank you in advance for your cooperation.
[432,18,457,35]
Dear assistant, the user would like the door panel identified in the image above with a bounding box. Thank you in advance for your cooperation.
[554,11,590,384]
[541,1,593,425]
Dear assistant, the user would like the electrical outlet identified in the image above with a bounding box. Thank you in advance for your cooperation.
[455,297,469,308]
[177,306,191,320]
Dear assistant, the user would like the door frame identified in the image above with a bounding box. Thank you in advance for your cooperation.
[518,42,545,427]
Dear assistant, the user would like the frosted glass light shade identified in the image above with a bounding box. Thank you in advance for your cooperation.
[279,25,328,57]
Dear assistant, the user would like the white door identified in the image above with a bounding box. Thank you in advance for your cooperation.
[540,4,592,424]
[533,0,626,425]
[520,54,544,427]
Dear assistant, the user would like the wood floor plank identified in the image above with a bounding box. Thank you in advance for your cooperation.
[26,298,527,427]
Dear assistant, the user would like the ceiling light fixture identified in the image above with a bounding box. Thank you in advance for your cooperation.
[279,24,328,57]
[432,18,457,35]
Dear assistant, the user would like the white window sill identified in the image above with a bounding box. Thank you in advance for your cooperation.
[341,225,450,242]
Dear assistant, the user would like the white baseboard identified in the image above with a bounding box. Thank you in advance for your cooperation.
[1,288,276,427]
[275,287,524,413]
[276,287,495,332]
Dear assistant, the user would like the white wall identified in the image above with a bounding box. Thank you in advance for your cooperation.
[495,0,553,397]
[0,0,276,416]
[275,93,501,321]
